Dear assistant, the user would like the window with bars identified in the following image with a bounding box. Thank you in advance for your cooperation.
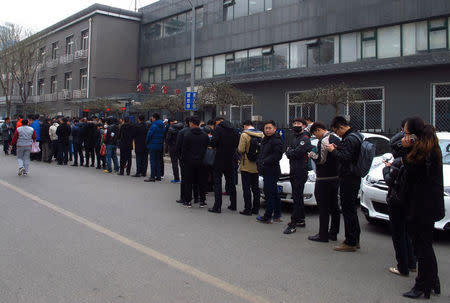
[51,42,59,59]
[230,104,253,126]
[50,76,57,93]
[433,83,450,131]
[81,30,89,50]
[346,87,384,131]
[64,72,72,91]
[288,92,317,124]
[80,69,87,90]
[65,36,74,55]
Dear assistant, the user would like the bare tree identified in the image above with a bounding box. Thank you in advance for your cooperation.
[0,23,20,117]
[138,94,185,115]
[291,83,360,116]
[197,81,253,115]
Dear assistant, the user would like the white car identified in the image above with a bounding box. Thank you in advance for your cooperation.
[360,132,450,231]
[259,133,392,206]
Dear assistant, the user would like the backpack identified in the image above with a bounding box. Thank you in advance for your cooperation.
[247,135,262,162]
[349,132,375,177]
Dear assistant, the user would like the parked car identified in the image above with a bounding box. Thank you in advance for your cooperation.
[259,133,392,206]
[0,120,4,142]
[360,132,450,231]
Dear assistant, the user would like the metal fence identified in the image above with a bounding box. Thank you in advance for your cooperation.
[433,83,450,132]
[346,87,384,132]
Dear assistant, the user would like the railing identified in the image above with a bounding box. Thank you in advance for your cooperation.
[72,89,87,99]
[74,49,88,59]
[62,89,72,100]
[59,54,74,65]
[46,58,58,68]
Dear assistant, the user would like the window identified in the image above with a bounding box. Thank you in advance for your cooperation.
[224,0,271,21]
[346,87,384,131]
[147,7,203,40]
[65,36,74,55]
[248,48,263,73]
[195,59,202,79]
[433,83,450,131]
[141,68,149,84]
[361,30,376,59]
[154,66,162,83]
[288,92,317,124]
[51,42,58,59]
[27,82,33,96]
[177,61,186,80]
[234,0,248,19]
[185,60,191,77]
[64,72,72,91]
[340,32,358,62]
[234,50,248,74]
[39,47,46,63]
[164,16,180,37]
[249,0,264,15]
[429,18,447,50]
[202,57,213,79]
[377,25,401,58]
[195,7,204,29]
[214,54,226,75]
[50,76,57,93]
[290,41,307,68]
[223,0,234,21]
[319,36,338,64]
[170,63,177,80]
[163,64,170,81]
[306,39,320,66]
[265,0,272,11]
[416,21,428,51]
[38,79,45,95]
[81,30,89,50]
[230,104,253,125]
[402,21,428,55]
[80,69,87,90]
[272,43,289,70]
[225,53,235,74]
[146,22,162,40]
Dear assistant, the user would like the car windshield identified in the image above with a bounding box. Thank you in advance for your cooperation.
[439,139,450,165]
[365,137,391,157]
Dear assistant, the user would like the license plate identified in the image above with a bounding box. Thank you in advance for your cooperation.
[277,186,283,193]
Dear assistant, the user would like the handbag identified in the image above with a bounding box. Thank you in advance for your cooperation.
[31,141,41,153]
[203,148,216,167]
[100,144,106,156]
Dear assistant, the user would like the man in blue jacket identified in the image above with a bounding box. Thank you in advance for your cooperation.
[30,114,42,161]
[145,113,165,182]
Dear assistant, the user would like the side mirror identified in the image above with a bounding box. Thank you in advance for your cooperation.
[446,144,450,153]
[382,153,393,161]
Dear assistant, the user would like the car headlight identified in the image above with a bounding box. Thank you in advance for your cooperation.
[444,186,450,196]
[365,174,378,186]
[307,171,316,182]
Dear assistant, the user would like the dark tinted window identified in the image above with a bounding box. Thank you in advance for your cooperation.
[365,137,391,156]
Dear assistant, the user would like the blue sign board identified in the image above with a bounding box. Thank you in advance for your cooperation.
[185,92,198,111]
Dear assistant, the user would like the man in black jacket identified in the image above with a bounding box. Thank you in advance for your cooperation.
[255,120,283,223]
[40,118,51,162]
[56,117,71,165]
[71,119,84,166]
[82,118,97,167]
[133,115,149,177]
[165,119,183,183]
[118,117,134,175]
[283,118,312,234]
[208,117,239,213]
[307,122,341,242]
[181,116,209,208]
[326,116,362,252]
[175,117,191,204]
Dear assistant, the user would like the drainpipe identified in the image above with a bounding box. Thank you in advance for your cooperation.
[87,17,92,99]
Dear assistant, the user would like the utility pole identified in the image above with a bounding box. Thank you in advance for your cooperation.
[187,0,195,115]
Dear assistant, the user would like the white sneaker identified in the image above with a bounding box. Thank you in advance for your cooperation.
[18,167,25,176]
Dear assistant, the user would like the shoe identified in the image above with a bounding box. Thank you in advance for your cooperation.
[71,164,78,167]
[171,179,180,183]
[199,202,207,208]
[252,209,259,215]
[356,241,361,249]
[389,267,408,276]
[296,220,305,227]
[84,164,89,167]
[118,172,124,176]
[104,170,111,173]
[183,202,192,208]
[273,217,283,223]
[239,210,252,216]
[256,216,272,224]
[90,164,95,167]
[283,223,297,234]
[208,208,221,214]
[23,172,27,176]
[333,242,357,252]
[127,172,131,176]
[176,199,185,204]
[18,167,25,176]
[308,234,328,243]
[329,234,338,241]
[96,166,101,169]
[57,163,63,165]
[403,288,431,299]
[144,178,156,182]
[433,277,440,295]
[227,206,236,211]
[132,173,142,177]
[222,192,228,195]
[156,177,162,181]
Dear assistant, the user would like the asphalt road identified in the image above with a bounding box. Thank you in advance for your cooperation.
[0,154,449,303]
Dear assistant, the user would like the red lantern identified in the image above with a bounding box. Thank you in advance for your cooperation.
[106,108,111,112]
[162,85,168,94]
[83,109,90,112]
[175,88,181,95]
[136,82,143,92]
[121,107,126,111]
[150,84,156,93]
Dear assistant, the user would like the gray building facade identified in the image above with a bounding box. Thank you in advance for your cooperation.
[139,0,450,131]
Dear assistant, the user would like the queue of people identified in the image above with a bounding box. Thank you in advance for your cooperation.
[3,112,444,300]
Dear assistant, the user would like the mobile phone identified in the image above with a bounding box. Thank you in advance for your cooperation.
[410,134,418,143]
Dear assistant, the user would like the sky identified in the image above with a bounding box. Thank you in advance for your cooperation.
[0,0,159,32]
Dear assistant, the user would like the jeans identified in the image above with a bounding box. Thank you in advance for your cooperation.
[106,144,119,172]
[339,176,361,246]
[389,205,416,274]
[212,168,237,210]
[135,151,148,176]
[263,175,281,220]
[169,146,180,181]
[17,146,31,173]
[241,171,260,212]
[290,173,308,223]
[149,149,162,179]
[315,179,340,239]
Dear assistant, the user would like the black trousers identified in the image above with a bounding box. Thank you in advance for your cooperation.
[51,141,58,160]
[135,151,148,176]
[389,205,416,274]
[184,163,206,203]
[57,142,69,164]
[212,168,237,210]
[3,140,10,154]
[290,173,308,223]
[241,171,260,212]
[85,147,95,166]
[169,146,180,181]
[315,178,340,239]
[73,143,84,165]
[410,221,438,291]
[339,176,361,246]
[95,146,106,168]
[120,147,132,174]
